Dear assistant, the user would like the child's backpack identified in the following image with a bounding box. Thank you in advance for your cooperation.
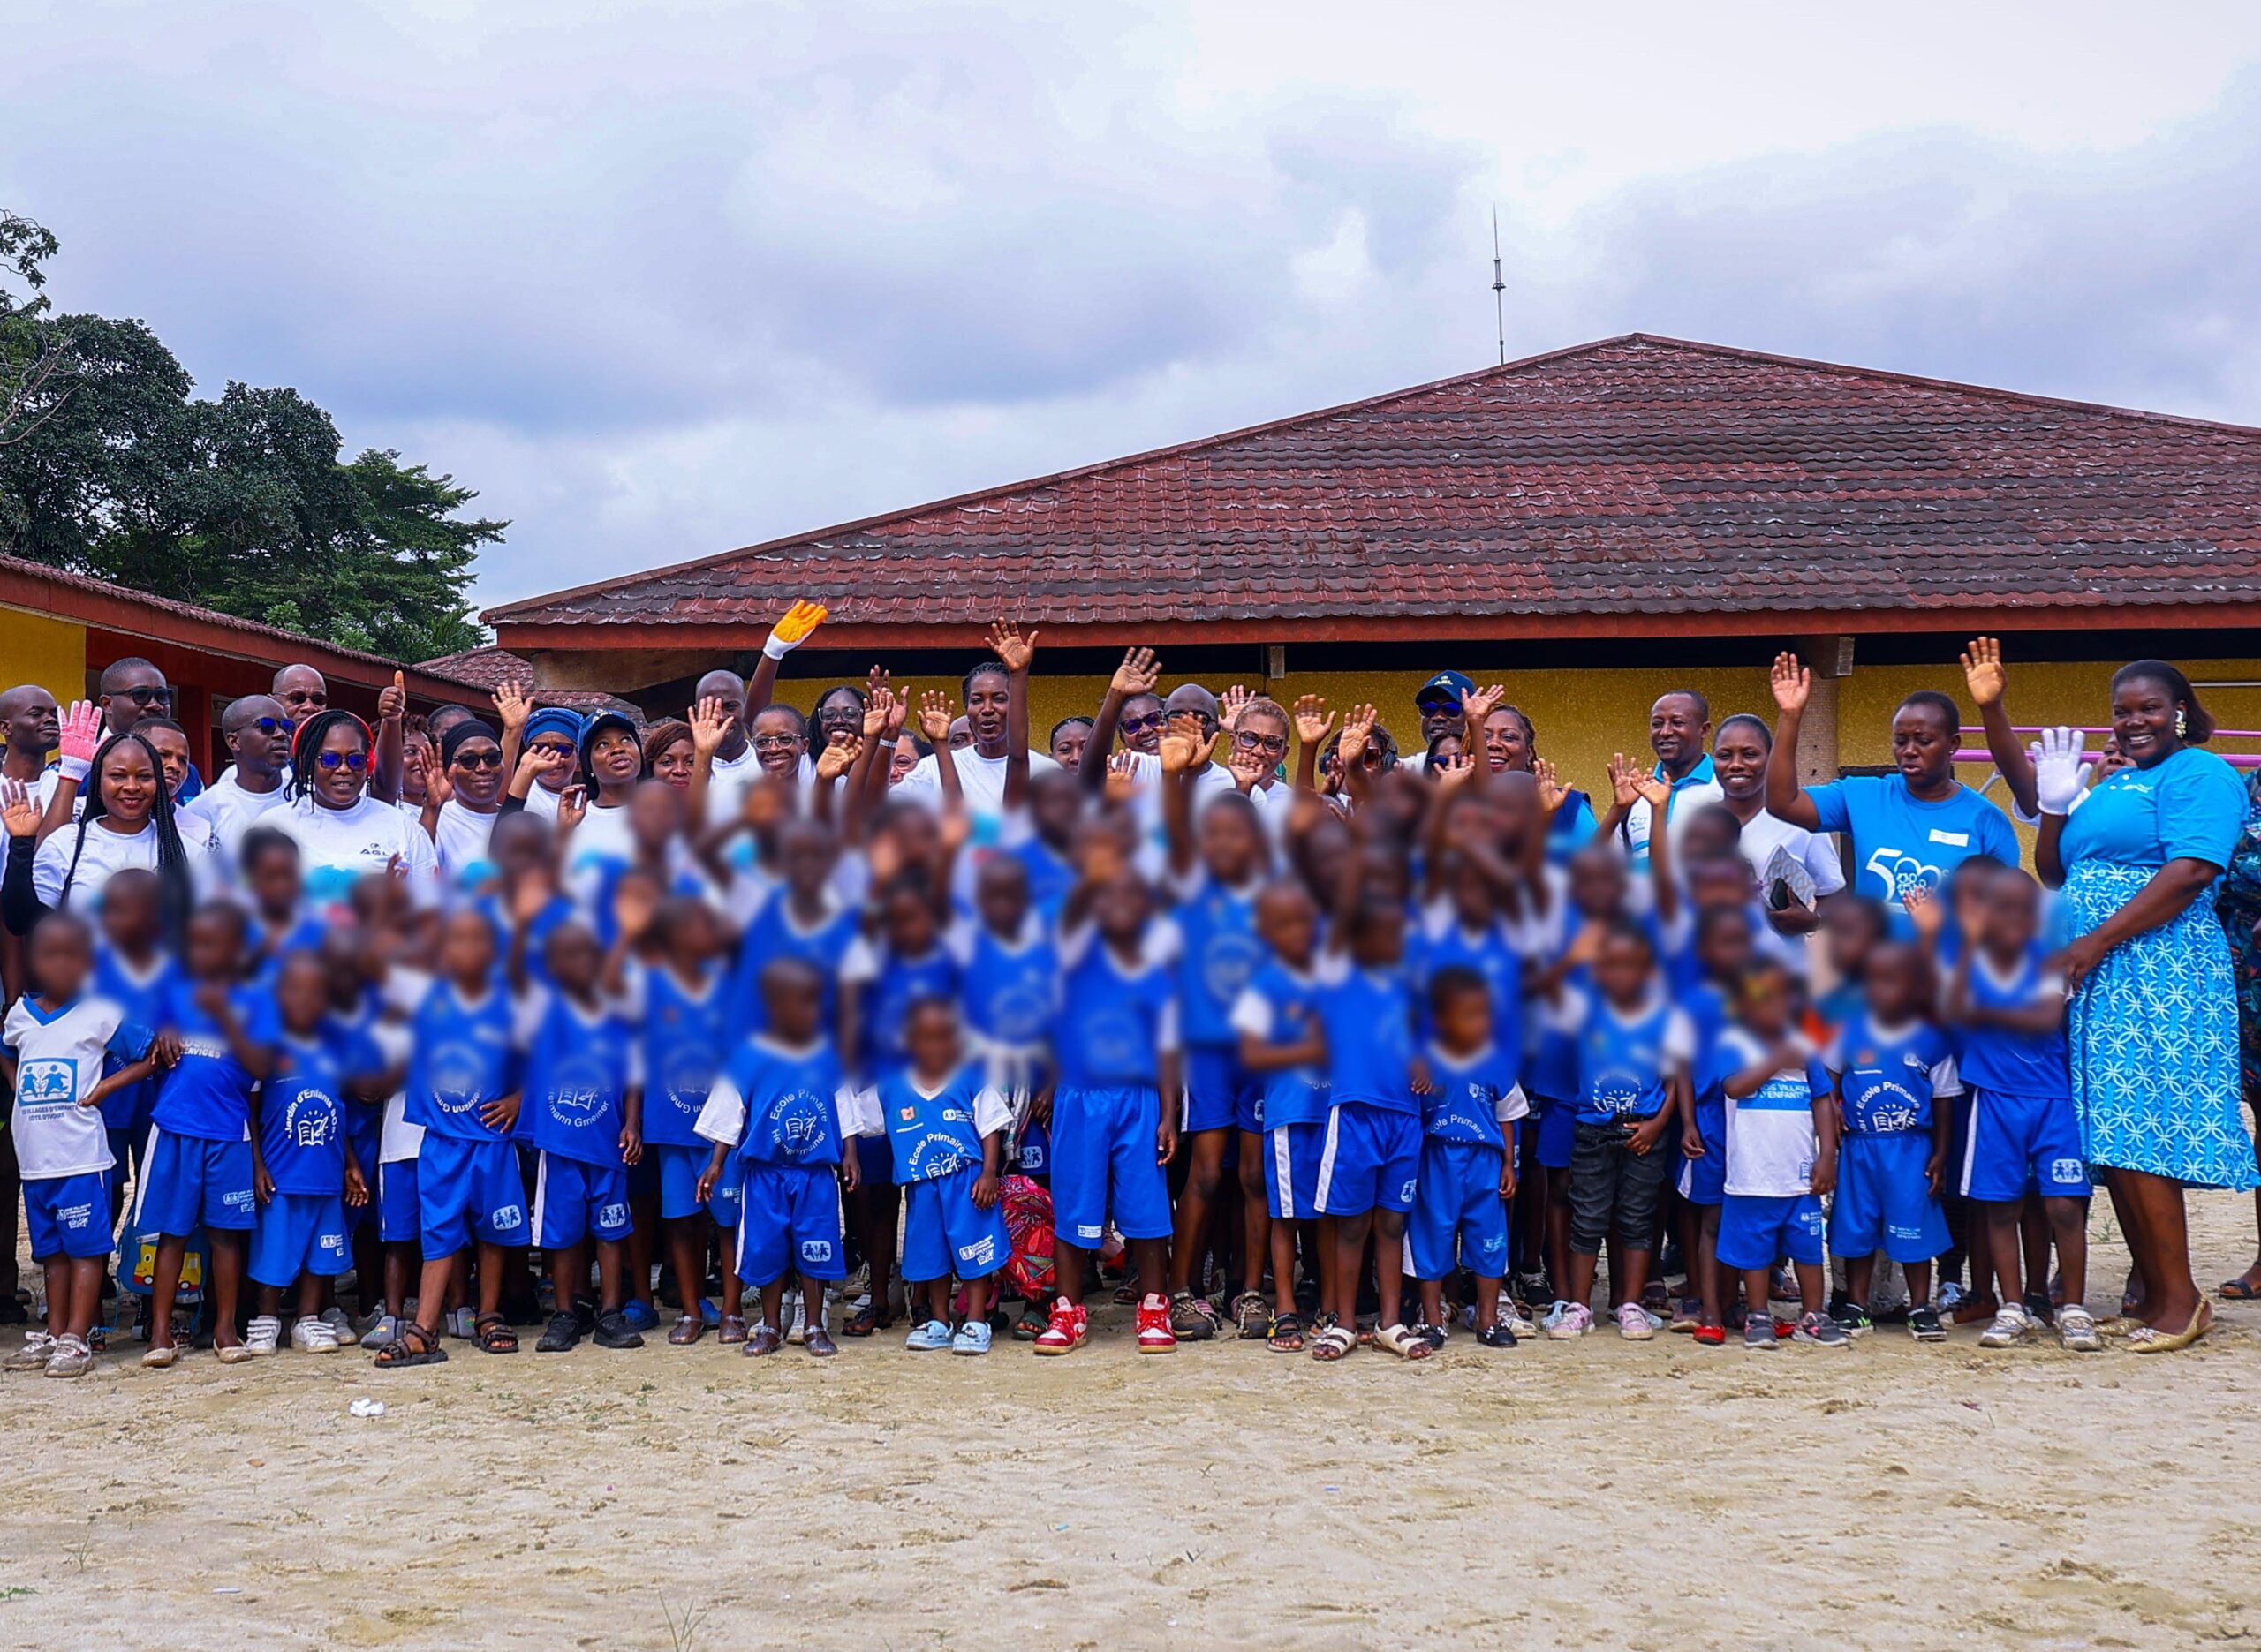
[999,1173,1055,1303]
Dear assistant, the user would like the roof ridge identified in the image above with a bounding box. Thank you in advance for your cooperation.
[481,335,1651,622]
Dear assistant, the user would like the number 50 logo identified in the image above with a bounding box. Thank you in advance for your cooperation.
[1864,845,1944,905]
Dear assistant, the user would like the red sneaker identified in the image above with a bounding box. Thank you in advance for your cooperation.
[1691,1324,1727,1347]
[1032,1297,1087,1356]
[1773,1316,1795,1340]
[1136,1292,1176,1354]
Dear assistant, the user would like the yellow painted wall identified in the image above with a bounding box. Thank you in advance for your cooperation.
[0,607,89,707]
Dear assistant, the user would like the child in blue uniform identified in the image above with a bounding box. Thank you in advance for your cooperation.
[140,901,274,1368]
[247,952,378,1355]
[93,870,176,1190]
[241,827,324,977]
[1712,962,1845,1349]
[374,907,527,1368]
[1545,920,1693,1342]
[1032,849,1179,1357]
[695,958,862,1359]
[516,916,644,1354]
[1406,967,1526,1347]
[954,855,1057,1177]
[873,999,1012,1354]
[1675,902,1751,1344]
[1232,879,1331,1353]
[1937,870,2098,1352]
[1159,735,1268,1343]
[1818,938,1957,1342]
[2,913,166,1377]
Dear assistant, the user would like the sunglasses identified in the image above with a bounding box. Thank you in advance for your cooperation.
[315,750,368,772]
[285,690,329,708]
[118,685,175,707]
[246,716,288,736]
[452,750,504,770]
[1234,728,1288,755]
[1416,697,1461,716]
[1121,712,1168,736]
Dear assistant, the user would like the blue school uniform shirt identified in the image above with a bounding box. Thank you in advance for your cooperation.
[872,1063,1008,1183]
[152,979,273,1143]
[473,891,575,990]
[519,989,635,1166]
[1051,926,1176,1090]
[730,891,859,1034]
[1420,1041,1524,1149]
[957,918,1058,1052]
[1417,908,1524,1077]
[1804,775,2018,929]
[1956,944,2070,1099]
[251,909,327,977]
[845,939,962,1082]
[1171,871,1267,1050]
[1559,986,1694,1125]
[704,1035,853,1168]
[326,991,389,1176]
[2056,745,2245,874]
[92,946,177,1133]
[634,962,730,1150]
[1229,959,1332,1129]
[1820,1013,1960,1135]
[1010,838,1077,922]
[1314,956,1417,1115]
[261,1026,378,1196]
[404,977,518,1143]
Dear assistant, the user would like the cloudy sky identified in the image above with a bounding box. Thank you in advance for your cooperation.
[10,3,2261,615]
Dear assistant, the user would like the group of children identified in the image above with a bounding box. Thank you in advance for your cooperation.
[0,614,2106,1380]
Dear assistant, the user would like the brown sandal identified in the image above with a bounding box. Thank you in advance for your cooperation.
[374,1320,449,1369]
[668,1315,707,1346]
[716,1314,748,1345]
[805,1325,838,1357]
[742,1324,783,1357]
[474,1312,518,1354]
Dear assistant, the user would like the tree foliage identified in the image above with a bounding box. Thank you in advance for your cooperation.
[0,215,501,660]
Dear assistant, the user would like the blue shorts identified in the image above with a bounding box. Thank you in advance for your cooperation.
[136,1128,256,1237]
[1405,1138,1509,1280]
[416,1135,530,1257]
[1718,1191,1826,1271]
[377,1159,421,1245]
[1961,1087,2091,1203]
[652,1142,742,1227]
[736,1161,845,1284]
[1675,1097,1727,1207]
[1183,1045,1255,1135]
[248,1191,352,1287]
[533,1153,633,1249]
[1263,1120,1327,1219]
[1050,1084,1172,1245]
[1531,1094,1577,1172]
[25,1171,112,1261]
[1314,1102,1421,1218]
[1013,1118,1050,1179]
[900,1164,1010,1282]
[1831,1132,1948,1263]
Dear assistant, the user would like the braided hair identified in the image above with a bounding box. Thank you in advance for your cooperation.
[289,708,374,803]
[59,730,193,941]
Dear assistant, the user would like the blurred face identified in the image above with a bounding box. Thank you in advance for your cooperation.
[448,734,506,809]
[884,883,938,955]
[779,820,834,895]
[1483,708,1531,773]
[312,722,370,808]
[1864,943,1926,1022]
[1596,932,1654,1005]
[1051,721,1091,770]
[976,856,1030,936]
[98,872,160,953]
[1,687,59,757]
[762,964,822,1044]
[967,670,1011,751]
[1982,876,2040,954]
[1447,856,1492,929]
[1349,899,1406,969]
[1568,845,1626,917]
[440,909,497,984]
[1891,701,1957,792]
[277,954,329,1033]
[1031,770,1082,845]
[1824,901,1883,981]
[2111,673,2182,767]
[667,901,721,965]
[27,917,92,1002]
[628,778,683,851]
[648,733,694,789]
[1119,694,1166,755]
[1697,906,1755,982]
[1255,883,1317,967]
[1093,869,1150,945]
[273,666,329,722]
[490,814,554,886]
[1736,968,1792,1038]
[1649,693,1710,777]
[143,727,191,796]
[544,922,601,993]
[1199,798,1262,885]
[185,907,244,981]
[248,845,301,916]
[1434,987,1491,1055]
[98,740,160,826]
[1711,721,1769,804]
[751,708,805,778]
[906,1001,961,1079]
[1681,812,1741,866]
[102,662,172,735]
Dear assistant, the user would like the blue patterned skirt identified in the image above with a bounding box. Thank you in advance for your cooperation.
[2064,861,2259,1189]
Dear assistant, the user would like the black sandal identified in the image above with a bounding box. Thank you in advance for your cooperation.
[373,1321,449,1369]
[842,1304,879,1338]
[1267,1311,1306,1353]
[474,1312,518,1354]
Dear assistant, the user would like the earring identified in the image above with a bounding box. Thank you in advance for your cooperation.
[2176,708,2189,738]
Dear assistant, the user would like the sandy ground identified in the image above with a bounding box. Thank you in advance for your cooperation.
[3,1194,2260,1652]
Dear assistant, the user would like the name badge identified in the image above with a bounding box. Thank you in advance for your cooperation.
[1928,829,1969,848]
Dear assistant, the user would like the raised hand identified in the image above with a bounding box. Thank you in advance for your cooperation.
[513,871,556,926]
[556,787,587,832]
[1226,743,1267,794]
[862,686,896,740]
[492,680,533,735]
[690,696,734,758]
[916,691,955,744]
[815,736,863,782]
[1629,761,1671,811]
[1532,756,1568,814]
[57,700,102,766]
[1606,753,1642,810]
[1769,653,1811,715]
[987,621,1040,674]
[1433,752,1476,794]
[1109,645,1161,698]
[1,781,40,840]
[1219,684,1251,735]
[1961,637,2007,708]
[1158,712,1214,775]
[2032,725,2088,816]
[423,763,455,810]
[1104,750,1138,804]
[612,877,660,944]
[768,599,828,652]
[1292,693,1336,748]
[1338,703,1378,767]
[516,744,566,789]
[1461,683,1506,728]
[378,670,407,723]
[864,663,893,711]
[1902,883,1945,945]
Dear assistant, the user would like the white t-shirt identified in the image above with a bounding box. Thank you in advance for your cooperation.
[4,994,140,1178]
[31,818,213,915]
[896,748,1062,824]
[1734,808,1847,901]
[561,798,638,908]
[1717,1026,1819,1199]
[427,799,502,895]
[520,779,566,819]
[269,794,440,909]
[702,747,762,830]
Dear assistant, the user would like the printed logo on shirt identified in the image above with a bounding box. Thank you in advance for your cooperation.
[1862,846,1946,905]
[286,1095,337,1150]
[16,1058,75,1106]
[429,1045,491,1115]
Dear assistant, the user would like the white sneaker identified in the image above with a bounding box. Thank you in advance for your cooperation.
[291,1315,341,1354]
[244,1316,284,1356]
[785,1291,807,1346]
[1614,1301,1656,1341]
[1978,1302,2034,1349]
[43,1333,92,1377]
[1501,1303,1539,1339]
[4,1331,56,1371]
[2058,1305,2103,1353]
[320,1307,355,1342]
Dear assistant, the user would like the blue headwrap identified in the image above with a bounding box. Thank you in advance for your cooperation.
[521,706,585,751]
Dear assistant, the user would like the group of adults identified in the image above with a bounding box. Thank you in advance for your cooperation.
[0,636,2258,1346]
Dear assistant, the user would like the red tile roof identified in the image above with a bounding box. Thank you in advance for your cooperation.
[487,335,2261,648]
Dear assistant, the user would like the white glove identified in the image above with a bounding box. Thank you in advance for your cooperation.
[2031,725,2087,817]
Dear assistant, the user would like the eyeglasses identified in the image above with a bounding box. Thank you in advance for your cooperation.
[118,685,174,708]
[452,750,504,770]
[752,734,803,752]
[1121,712,1167,736]
[1234,729,1288,756]
[315,750,368,772]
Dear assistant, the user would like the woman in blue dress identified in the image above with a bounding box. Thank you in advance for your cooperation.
[2036,660,2257,1352]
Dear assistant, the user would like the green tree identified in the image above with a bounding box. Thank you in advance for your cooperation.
[0,213,501,659]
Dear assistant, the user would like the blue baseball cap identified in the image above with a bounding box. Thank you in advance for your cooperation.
[1416,671,1475,708]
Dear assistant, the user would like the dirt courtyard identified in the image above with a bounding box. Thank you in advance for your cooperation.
[4,1193,2259,1652]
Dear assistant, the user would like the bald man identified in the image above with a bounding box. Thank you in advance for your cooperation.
[273,664,329,724]
[0,685,62,812]
[1615,689,1724,871]
[694,667,761,827]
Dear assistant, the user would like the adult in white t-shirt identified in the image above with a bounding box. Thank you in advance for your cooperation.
[893,629,1055,832]
[178,694,293,878]
[268,712,438,910]
[1709,713,1845,919]
[420,717,514,897]
[6,730,214,924]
